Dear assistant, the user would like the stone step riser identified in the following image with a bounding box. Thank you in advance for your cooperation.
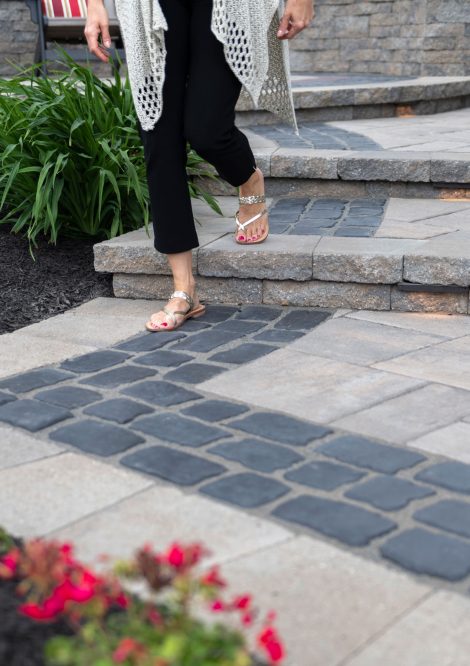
[236,95,470,126]
[112,273,469,316]
[197,176,470,201]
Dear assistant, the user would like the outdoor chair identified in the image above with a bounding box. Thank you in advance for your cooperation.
[24,0,125,76]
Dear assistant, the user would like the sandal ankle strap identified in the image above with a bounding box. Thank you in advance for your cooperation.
[169,290,194,310]
[238,193,266,205]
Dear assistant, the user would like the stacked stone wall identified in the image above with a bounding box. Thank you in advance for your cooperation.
[1,0,469,77]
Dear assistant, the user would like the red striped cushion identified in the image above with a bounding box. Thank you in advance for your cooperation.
[41,0,88,18]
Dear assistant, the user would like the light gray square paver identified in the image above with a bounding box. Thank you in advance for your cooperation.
[13,313,150,349]
[0,453,153,537]
[68,297,166,318]
[199,347,425,424]
[0,425,64,470]
[384,198,470,223]
[0,335,97,380]
[407,422,470,464]
[218,535,429,666]
[332,384,470,445]
[51,485,291,567]
[289,317,445,366]
[346,591,470,666]
[373,339,470,391]
[345,309,470,338]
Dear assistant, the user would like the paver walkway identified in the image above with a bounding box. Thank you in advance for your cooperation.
[1,298,470,665]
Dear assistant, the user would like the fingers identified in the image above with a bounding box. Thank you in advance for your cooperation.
[277,4,315,40]
[84,22,111,63]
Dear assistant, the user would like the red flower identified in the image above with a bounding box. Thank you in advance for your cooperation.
[112,637,146,663]
[257,627,285,664]
[147,607,164,626]
[200,565,226,588]
[241,611,253,626]
[166,544,185,569]
[0,548,20,579]
[209,598,225,612]
[233,594,252,610]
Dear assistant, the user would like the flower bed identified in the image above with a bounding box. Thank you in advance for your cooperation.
[0,527,285,665]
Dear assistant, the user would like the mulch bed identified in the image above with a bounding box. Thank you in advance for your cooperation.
[0,222,113,335]
[0,577,73,666]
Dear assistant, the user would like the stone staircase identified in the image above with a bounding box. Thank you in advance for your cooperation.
[93,75,470,314]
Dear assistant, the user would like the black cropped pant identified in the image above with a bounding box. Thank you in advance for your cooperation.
[137,0,258,254]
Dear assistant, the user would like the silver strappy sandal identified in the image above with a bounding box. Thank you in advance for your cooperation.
[145,290,206,332]
[234,193,269,245]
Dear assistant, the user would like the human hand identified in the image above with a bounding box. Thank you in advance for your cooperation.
[84,0,112,63]
[277,0,315,39]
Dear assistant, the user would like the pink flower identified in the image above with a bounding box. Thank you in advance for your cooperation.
[257,627,285,664]
[112,637,146,663]
[233,594,252,610]
[0,548,20,579]
[210,598,225,612]
[200,565,226,588]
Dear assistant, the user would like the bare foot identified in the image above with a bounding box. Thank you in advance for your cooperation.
[236,167,269,243]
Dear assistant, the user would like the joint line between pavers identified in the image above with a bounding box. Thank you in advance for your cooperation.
[337,588,436,666]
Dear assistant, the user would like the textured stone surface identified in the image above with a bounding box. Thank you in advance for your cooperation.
[381,528,470,581]
[0,425,63,470]
[284,461,366,491]
[337,153,431,182]
[113,273,263,304]
[0,368,73,393]
[115,332,187,352]
[272,495,397,546]
[78,364,156,388]
[61,350,130,373]
[181,399,249,422]
[198,234,317,281]
[414,499,470,539]
[391,288,468,314]
[35,386,102,409]
[318,435,425,473]
[133,350,194,367]
[164,362,227,384]
[404,250,470,287]
[229,412,331,446]
[130,412,228,447]
[0,399,72,432]
[200,472,290,508]
[415,461,470,495]
[345,476,435,511]
[83,398,154,424]
[262,280,391,309]
[49,419,145,456]
[121,445,226,485]
[209,342,277,364]
[408,422,470,465]
[121,380,202,407]
[208,438,304,473]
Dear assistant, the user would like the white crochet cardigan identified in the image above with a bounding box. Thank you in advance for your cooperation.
[114,0,299,135]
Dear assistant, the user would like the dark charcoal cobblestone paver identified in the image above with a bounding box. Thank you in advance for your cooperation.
[345,476,435,511]
[414,500,470,540]
[35,386,102,409]
[208,438,304,473]
[272,495,397,547]
[115,331,187,352]
[284,461,366,491]
[265,196,387,237]
[209,343,277,364]
[230,412,332,446]
[83,398,153,424]
[163,362,227,384]
[4,304,470,590]
[0,399,72,432]
[121,445,226,485]
[0,368,73,393]
[181,400,249,422]
[130,412,229,447]
[49,419,145,456]
[121,380,202,407]
[61,350,130,373]
[415,462,470,495]
[133,350,194,367]
[200,472,290,508]
[0,391,16,406]
[247,122,383,151]
[381,528,470,581]
[318,435,426,473]
[78,365,157,388]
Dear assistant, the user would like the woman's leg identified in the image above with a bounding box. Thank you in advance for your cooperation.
[140,0,202,330]
[184,0,268,242]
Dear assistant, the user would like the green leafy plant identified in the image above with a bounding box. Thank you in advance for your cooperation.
[0,47,223,259]
[0,533,285,666]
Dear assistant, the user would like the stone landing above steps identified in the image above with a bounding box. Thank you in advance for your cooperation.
[94,196,470,315]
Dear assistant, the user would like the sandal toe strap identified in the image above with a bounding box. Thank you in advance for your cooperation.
[235,208,268,231]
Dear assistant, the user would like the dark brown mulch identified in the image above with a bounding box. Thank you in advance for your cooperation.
[0,222,113,335]
[0,577,73,666]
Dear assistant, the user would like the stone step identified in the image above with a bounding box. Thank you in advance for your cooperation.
[235,73,470,125]
[93,196,470,315]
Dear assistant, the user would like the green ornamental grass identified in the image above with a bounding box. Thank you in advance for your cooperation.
[0,47,222,259]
